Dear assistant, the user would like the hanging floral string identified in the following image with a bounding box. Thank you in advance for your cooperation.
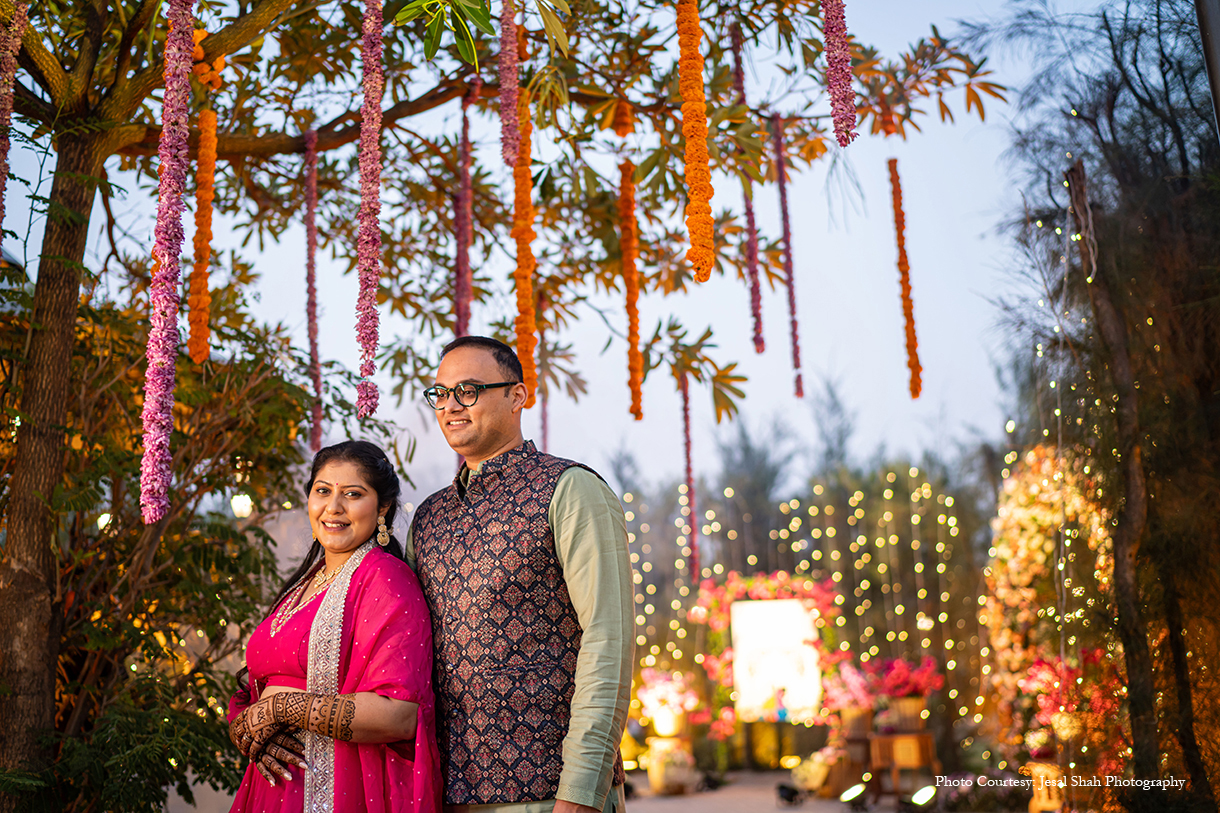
[676,0,715,282]
[498,0,519,168]
[511,93,539,408]
[771,114,803,398]
[140,0,194,525]
[823,0,857,148]
[887,157,921,399]
[537,290,549,452]
[618,160,643,421]
[731,24,764,354]
[612,99,635,137]
[355,0,385,418]
[187,106,216,365]
[304,129,323,452]
[454,78,480,338]
[681,372,699,580]
[0,1,28,238]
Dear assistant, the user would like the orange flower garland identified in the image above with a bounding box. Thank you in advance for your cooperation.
[511,94,539,408]
[619,160,643,420]
[187,29,221,365]
[187,107,216,364]
[887,158,921,399]
[612,99,635,137]
[676,0,715,281]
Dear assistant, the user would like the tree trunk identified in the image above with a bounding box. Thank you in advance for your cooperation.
[1159,564,1216,808]
[1065,161,1158,781]
[0,133,106,797]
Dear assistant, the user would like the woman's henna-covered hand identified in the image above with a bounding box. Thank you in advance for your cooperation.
[255,730,308,786]
[265,691,357,741]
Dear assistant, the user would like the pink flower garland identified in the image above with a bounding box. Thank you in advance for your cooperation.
[355,0,384,418]
[304,129,323,452]
[771,114,803,397]
[822,0,857,148]
[140,0,194,525]
[681,372,699,579]
[0,1,28,237]
[455,78,480,337]
[731,24,764,354]
[498,0,519,168]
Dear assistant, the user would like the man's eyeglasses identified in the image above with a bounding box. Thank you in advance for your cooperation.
[423,382,517,410]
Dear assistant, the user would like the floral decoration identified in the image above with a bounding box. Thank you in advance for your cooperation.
[139,0,195,525]
[691,570,840,634]
[676,0,715,281]
[771,113,803,397]
[887,157,921,398]
[498,0,519,168]
[821,661,876,710]
[511,93,538,407]
[636,668,701,720]
[867,655,944,698]
[680,372,696,572]
[731,24,764,353]
[454,78,480,338]
[304,128,323,452]
[187,106,216,365]
[822,0,857,148]
[355,0,385,418]
[619,160,643,420]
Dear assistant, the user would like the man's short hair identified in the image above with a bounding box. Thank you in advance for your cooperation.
[441,336,524,383]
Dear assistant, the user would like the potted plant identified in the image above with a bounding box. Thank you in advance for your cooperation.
[870,655,944,731]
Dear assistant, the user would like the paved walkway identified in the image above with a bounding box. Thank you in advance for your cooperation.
[626,770,884,813]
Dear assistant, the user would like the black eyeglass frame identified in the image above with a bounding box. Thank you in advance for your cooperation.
[423,381,518,409]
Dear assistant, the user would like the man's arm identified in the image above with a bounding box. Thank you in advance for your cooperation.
[550,467,634,812]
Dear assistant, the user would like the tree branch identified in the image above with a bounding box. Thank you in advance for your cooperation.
[13,17,70,107]
[102,0,301,121]
[13,80,55,126]
[68,0,108,110]
[109,0,158,97]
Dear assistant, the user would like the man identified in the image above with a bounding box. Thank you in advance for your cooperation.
[406,336,633,813]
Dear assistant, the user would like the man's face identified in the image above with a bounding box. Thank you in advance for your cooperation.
[433,346,527,460]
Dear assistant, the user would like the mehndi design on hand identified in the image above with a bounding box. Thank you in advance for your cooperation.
[265,691,357,742]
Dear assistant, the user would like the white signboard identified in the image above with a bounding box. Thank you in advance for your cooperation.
[730,599,822,723]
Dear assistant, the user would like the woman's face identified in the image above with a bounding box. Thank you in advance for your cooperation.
[308,460,385,558]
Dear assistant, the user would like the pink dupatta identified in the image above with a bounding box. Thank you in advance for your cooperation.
[230,543,441,813]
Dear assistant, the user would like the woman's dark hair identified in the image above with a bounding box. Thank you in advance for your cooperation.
[235,440,404,695]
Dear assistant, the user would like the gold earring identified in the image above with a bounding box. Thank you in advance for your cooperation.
[377,516,389,547]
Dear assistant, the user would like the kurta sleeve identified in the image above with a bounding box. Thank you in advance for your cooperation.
[549,467,634,810]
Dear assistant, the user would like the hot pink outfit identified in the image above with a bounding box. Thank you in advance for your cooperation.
[227,547,441,813]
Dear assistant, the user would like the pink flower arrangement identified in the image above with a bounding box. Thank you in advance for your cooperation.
[699,647,733,689]
[708,706,736,741]
[1017,657,1080,727]
[355,0,384,418]
[692,570,841,633]
[821,662,876,710]
[822,0,857,148]
[498,0,519,168]
[139,0,194,525]
[0,1,28,236]
[730,25,764,355]
[303,128,323,452]
[869,655,944,699]
[771,113,803,398]
[636,668,700,720]
[454,79,480,338]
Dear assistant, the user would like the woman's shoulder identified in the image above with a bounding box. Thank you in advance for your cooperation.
[356,546,418,583]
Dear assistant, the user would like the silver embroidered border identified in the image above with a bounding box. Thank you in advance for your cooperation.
[304,540,374,813]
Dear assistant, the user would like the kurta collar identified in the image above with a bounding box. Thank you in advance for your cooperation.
[452,439,537,499]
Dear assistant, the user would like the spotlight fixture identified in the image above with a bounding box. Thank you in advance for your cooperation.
[896,784,937,813]
[840,782,868,811]
[776,783,805,806]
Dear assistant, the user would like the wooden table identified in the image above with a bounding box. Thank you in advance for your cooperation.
[867,732,941,802]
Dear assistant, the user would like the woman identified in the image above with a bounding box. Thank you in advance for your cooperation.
[226,440,441,813]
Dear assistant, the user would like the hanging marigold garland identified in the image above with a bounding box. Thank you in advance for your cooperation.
[511,93,538,408]
[498,0,519,168]
[676,0,715,282]
[304,129,323,452]
[355,0,385,418]
[612,99,635,137]
[454,79,480,338]
[822,0,858,148]
[619,160,643,420]
[0,1,28,237]
[887,157,921,399]
[680,372,699,580]
[731,24,764,354]
[771,114,803,398]
[140,0,194,524]
[187,106,216,365]
[537,290,549,452]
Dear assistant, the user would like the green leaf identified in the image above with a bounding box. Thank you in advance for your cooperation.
[452,12,477,64]
[424,10,445,60]
[463,0,496,36]
[547,0,570,13]
[393,0,430,25]
[537,2,570,56]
